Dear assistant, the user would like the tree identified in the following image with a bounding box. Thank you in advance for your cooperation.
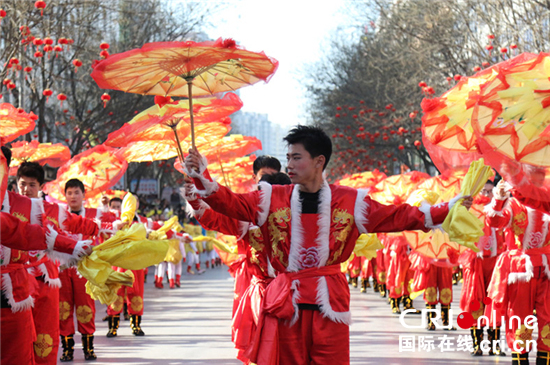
[305,0,550,180]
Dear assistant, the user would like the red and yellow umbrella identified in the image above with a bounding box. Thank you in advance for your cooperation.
[0,103,37,145]
[8,140,70,175]
[115,121,231,162]
[422,53,536,171]
[414,169,466,196]
[198,134,261,162]
[472,52,550,203]
[91,38,278,148]
[86,189,127,209]
[335,170,387,190]
[47,145,127,199]
[105,93,242,148]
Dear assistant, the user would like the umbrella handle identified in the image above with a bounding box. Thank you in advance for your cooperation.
[186,79,196,150]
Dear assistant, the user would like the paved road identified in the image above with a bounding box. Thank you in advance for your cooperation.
[59,266,524,364]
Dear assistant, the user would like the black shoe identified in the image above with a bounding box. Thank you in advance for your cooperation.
[106,315,120,338]
[60,335,75,362]
[470,327,483,356]
[130,314,145,336]
[82,334,97,361]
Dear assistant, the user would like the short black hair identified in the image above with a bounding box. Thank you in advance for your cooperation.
[260,172,291,186]
[65,178,85,194]
[17,162,45,185]
[253,155,281,175]
[1,146,12,167]
[109,197,123,206]
[283,125,332,170]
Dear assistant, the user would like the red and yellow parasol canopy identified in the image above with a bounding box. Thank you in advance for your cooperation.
[0,103,37,145]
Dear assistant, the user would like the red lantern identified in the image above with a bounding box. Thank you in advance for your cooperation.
[58,37,68,45]
[53,44,62,54]
[34,51,43,59]
[482,61,490,68]
[35,1,46,15]
[486,44,493,51]
[24,66,32,72]
[414,140,421,148]
[487,34,495,40]
[510,43,517,49]
[0,9,6,24]
[418,81,427,88]
[72,59,82,72]
[453,74,461,81]
[43,88,53,102]
[100,50,109,59]
[9,58,19,65]
[446,76,452,84]
[100,93,110,108]
[44,37,53,45]
[100,42,110,50]
[398,145,405,150]
[473,66,481,72]
[33,38,43,49]
[57,93,67,107]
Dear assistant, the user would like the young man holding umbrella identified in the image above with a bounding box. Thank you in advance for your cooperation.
[184,125,470,364]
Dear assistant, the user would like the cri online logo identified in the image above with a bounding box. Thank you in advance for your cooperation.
[400,297,508,330]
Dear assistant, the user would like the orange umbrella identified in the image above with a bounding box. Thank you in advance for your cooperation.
[91,38,278,148]
[0,103,37,145]
[335,170,387,189]
[472,53,550,203]
[8,140,70,175]
[421,53,536,172]
[415,169,465,196]
[175,154,257,193]
[105,93,242,149]
[199,134,262,162]
[47,145,128,199]
[86,189,127,208]
[369,171,430,205]
[115,122,231,162]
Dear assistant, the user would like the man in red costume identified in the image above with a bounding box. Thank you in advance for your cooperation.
[485,180,550,365]
[460,180,508,356]
[184,125,467,364]
[58,178,116,361]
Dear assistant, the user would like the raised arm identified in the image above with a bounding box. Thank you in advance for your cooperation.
[184,148,263,224]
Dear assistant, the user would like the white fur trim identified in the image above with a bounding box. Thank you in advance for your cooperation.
[2,246,11,267]
[287,185,304,272]
[316,276,351,324]
[267,259,276,278]
[44,227,83,266]
[289,279,301,326]
[1,273,34,312]
[483,203,505,218]
[316,182,332,267]
[354,189,370,234]
[30,198,43,225]
[184,155,219,197]
[37,263,61,288]
[238,222,250,241]
[418,202,435,229]
[508,254,534,284]
[257,181,272,227]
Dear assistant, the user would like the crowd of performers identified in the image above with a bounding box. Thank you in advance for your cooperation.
[2,125,550,365]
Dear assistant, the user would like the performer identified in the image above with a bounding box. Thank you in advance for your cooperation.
[359,257,378,293]
[186,171,290,362]
[184,125,468,364]
[16,162,100,364]
[58,178,115,361]
[485,180,550,364]
[106,200,159,338]
[459,180,508,356]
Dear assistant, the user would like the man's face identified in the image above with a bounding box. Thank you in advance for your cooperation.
[286,143,320,185]
[17,176,43,198]
[480,183,494,199]
[110,201,121,212]
[254,167,279,184]
[65,187,84,211]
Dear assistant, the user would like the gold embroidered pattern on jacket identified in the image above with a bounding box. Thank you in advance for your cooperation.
[327,209,354,265]
[268,208,291,267]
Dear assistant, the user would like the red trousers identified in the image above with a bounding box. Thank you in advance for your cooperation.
[347,256,361,279]
[360,257,375,280]
[505,270,550,354]
[32,278,60,364]
[59,267,95,336]
[277,309,349,365]
[1,307,35,365]
[423,266,453,305]
[107,269,144,316]
[376,250,387,284]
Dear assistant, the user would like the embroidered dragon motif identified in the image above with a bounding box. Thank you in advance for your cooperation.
[268,208,291,267]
